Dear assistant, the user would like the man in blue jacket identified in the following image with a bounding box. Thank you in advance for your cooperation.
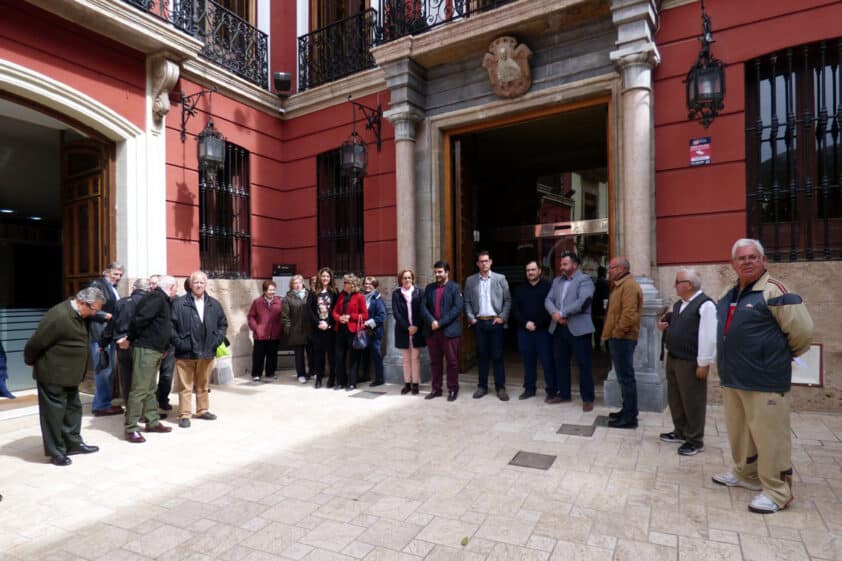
[544,252,596,411]
[421,260,463,401]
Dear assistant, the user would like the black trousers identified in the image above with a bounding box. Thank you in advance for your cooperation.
[156,346,175,406]
[311,329,336,384]
[335,329,362,387]
[37,381,83,458]
[252,339,279,379]
[293,345,308,377]
[116,347,134,404]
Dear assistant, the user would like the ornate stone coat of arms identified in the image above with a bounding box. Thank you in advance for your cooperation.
[482,36,533,99]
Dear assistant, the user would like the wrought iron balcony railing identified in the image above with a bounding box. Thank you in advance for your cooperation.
[121,0,269,89]
[298,9,377,92]
[376,0,517,43]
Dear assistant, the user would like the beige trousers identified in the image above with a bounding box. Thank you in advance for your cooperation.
[722,386,793,507]
[401,348,421,383]
[174,358,213,419]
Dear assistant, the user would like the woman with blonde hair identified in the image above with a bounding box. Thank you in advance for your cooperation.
[361,276,387,386]
[281,274,311,383]
[332,273,368,390]
[392,268,425,394]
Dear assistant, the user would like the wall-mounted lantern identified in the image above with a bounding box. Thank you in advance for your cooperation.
[197,120,225,175]
[340,95,382,183]
[685,0,725,128]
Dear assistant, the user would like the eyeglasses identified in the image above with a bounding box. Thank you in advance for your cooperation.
[674,280,691,286]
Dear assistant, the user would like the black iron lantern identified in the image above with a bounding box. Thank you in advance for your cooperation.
[340,131,368,181]
[197,120,226,174]
[685,0,725,128]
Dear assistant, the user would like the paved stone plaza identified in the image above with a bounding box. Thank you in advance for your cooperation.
[3,375,842,561]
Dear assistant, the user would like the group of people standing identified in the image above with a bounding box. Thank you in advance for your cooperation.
[248,270,386,391]
[25,266,229,466]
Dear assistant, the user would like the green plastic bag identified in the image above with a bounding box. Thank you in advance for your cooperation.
[215,342,230,358]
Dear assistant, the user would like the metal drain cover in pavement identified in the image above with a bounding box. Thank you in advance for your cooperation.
[593,415,611,427]
[557,424,596,437]
[509,451,557,470]
[350,391,386,399]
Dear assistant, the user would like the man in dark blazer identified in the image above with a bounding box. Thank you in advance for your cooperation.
[89,262,124,416]
[24,287,106,466]
[464,251,512,401]
[544,252,596,411]
[421,260,463,401]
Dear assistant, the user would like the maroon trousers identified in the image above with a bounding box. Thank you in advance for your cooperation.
[427,330,460,393]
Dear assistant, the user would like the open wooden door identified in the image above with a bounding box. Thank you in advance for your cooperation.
[61,139,111,297]
[453,136,478,373]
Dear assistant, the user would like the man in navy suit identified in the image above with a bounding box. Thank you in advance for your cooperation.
[421,261,463,401]
[545,252,596,411]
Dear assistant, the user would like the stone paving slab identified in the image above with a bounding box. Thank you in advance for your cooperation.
[2,373,842,560]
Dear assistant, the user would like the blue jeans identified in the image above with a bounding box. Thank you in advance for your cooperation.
[517,328,554,394]
[552,326,595,402]
[91,341,116,411]
[475,320,505,390]
[609,338,638,421]
[362,335,384,384]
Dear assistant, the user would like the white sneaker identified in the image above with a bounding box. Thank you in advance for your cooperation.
[749,493,786,514]
[252,376,261,382]
[298,376,307,383]
[712,472,762,491]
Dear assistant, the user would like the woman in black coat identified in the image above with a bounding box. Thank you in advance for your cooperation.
[308,267,338,388]
[392,268,426,395]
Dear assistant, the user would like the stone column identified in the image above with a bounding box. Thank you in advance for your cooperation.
[388,113,423,272]
[603,0,667,412]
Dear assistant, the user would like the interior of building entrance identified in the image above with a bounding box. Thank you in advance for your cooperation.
[451,103,611,395]
[0,96,109,393]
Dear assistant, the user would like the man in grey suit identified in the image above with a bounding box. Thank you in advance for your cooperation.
[464,251,512,401]
[544,252,596,411]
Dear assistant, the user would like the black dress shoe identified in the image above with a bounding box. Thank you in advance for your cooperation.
[326,381,335,388]
[51,455,72,466]
[314,379,322,389]
[66,443,99,455]
[608,411,623,420]
[369,380,384,387]
[607,418,638,429]
[447,391,457,402]
[425,391,442,400]
[346,384,357,391]
[518,390,536,400]
[411,383,419,395]
[159,402,173,411]
[496,388,510,402]
[473,387,488,399]
[400,383,411,395]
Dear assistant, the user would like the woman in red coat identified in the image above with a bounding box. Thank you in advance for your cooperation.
[247,280,283,382]
[332,274,368,390]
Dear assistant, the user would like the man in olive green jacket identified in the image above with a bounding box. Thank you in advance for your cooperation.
[24,287,106,466]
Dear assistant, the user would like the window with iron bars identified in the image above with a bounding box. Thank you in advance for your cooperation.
[199,143,252,278]
[746,38,842,261]
[316,149,364,275]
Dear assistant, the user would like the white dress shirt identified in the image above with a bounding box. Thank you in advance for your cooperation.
[194,294,205,322]
[477,274,495,317]
[679,290,717,367]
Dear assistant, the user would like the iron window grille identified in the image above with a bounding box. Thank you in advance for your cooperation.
[317,149,364,275]
[199,142,252,278]
[376,0,516,44]
[746,38,842,261]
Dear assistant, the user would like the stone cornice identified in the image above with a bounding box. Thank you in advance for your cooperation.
[25,0,201,61]
[281,68,387,120]
[180,59,282,118]
[372,0,597,69]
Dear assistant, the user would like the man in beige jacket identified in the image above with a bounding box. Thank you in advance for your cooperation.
[602,257,643,428]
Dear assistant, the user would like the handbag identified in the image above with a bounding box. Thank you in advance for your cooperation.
[352,316,369,350]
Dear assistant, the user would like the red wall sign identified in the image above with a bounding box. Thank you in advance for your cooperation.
[690,136,711,166]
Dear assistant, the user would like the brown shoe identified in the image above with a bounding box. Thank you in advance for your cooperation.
[145,422,172,433]
[126,431,146,443]
[545,396,562,404]
[93,405,124,417]
[582,401,594,412]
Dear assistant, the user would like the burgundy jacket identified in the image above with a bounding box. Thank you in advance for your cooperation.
[332,292,368,333]
[247,295,283,340]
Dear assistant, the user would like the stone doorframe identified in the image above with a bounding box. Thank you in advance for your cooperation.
[417,73,622,285]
